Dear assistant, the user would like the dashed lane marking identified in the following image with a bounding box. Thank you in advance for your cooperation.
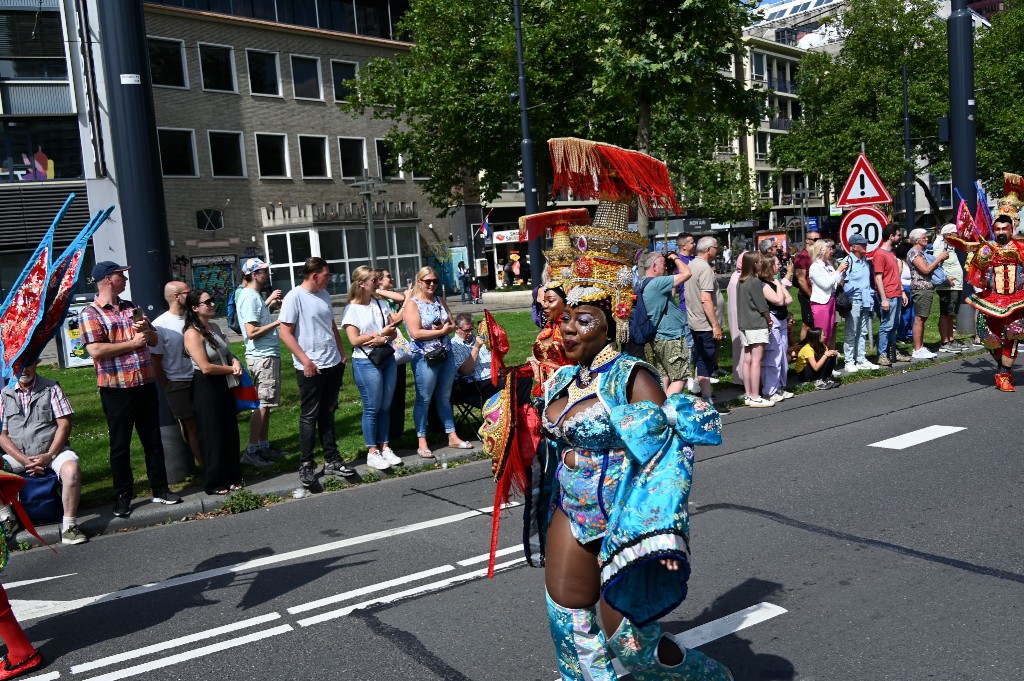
[868,425,965,450]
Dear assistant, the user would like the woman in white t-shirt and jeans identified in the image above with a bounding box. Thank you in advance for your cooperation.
[342,266,403,471]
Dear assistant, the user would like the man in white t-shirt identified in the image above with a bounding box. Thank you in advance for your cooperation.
[279,257,351,488]
[236,257,286,466]
[151,281,201,471]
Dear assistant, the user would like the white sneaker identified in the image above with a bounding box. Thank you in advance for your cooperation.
[767,393,784,403]
[779,391,794,400]
[832,370,843,379]
[366,451,390,471]
[846,363,861,373]
[381,447,403,466]
[744,395,774,408]
[859,361,880,370]
[709,377,720,384]
[911,348,937,359]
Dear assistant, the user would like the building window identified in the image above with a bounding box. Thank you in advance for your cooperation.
[331,60,357,102]
[0,8,67,80]
[265,230,314,293]
[0,118,84,182]
[199,43,236,92]
[337,137,366,178]
[157,128,197,177]
[376,139,400,179]
[148,38,187,88]
[247,50,281,96]
[255,133,289,178]
[290,55,322,100]
[298,135,330,178]
[208,131,246,178]
[751,52,766,82]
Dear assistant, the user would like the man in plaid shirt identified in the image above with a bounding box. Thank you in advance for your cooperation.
[78,261,181,518]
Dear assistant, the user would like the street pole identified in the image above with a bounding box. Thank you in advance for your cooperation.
[350,172,386,268]
[512,0,543,288]
[948,0,977,333]
[902,63,916,232]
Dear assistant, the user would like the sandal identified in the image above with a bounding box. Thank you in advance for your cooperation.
[417,449,435,459]
[229,484,244,491]
[451,441,474,449]
[210,489,229,496]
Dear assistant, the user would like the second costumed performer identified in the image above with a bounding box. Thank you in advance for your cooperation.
[482,138,732,680]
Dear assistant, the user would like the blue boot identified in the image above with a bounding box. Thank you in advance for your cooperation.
[546,591,617,681]
[607,618,733,681]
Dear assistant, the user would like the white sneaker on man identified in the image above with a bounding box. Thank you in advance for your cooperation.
[846,363,861,374]
[911,347,937,360]
[366,451,390,471]
[859,360,880,370]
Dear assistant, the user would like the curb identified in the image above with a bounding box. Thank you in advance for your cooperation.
[13,445,485,549]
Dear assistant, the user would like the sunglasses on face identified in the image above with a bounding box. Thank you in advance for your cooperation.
[421,279,438,285]
[199,299,216,307]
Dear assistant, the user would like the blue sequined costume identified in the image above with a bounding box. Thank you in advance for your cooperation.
[543,353,722,626]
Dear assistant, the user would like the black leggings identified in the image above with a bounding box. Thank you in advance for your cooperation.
[797,354,837,382]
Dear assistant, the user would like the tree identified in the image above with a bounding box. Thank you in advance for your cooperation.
[975,5,1024,186]
[769,0,949,216]
[346,0,762,225]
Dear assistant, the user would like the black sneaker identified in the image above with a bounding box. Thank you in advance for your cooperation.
[323,460,357,478]
[152,491,182,505]
[298,463,317,488]
[113,495,132,518]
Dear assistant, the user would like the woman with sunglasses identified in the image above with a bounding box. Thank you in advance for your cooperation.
[183,289,244,496]
[404,266,472,457]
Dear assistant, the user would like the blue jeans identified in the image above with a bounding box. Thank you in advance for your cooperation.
[412,352,457,437]
[897,284,915,341]
[878,296,902,358]
[459,277,470,302]
[352,357,397,447]
[843,296,873,365]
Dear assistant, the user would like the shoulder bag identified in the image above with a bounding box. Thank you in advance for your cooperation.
[366,301,396,367]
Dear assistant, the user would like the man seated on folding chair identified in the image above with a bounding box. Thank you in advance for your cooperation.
[450,313,498,406]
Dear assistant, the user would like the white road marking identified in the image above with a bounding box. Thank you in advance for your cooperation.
[287,564,456,614]
[296,557,526,627]
[868,425,965,450]
[611,602,787,678]
[5,574,77,589]
[14,502,520,622]
[456,545,522,566]
[70,612,282,674]
[77,624,293,681]
[23,672,60,680]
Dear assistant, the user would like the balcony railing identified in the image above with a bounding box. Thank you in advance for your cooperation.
[769,117,792,131]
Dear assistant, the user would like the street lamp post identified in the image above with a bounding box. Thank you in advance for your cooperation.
[349,172,388,268]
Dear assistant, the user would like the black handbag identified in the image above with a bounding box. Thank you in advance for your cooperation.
[834,287,853,317]
[366,301,396,366]
[424,345,449,367]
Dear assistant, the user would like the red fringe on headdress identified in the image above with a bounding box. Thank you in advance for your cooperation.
[1004,172,1024,197]
[548,138,681,216]
[518,207,592,243]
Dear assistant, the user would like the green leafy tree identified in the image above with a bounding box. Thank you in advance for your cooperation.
[346,0,762,226]
[975,5,1024,186]
[770,0,949,216]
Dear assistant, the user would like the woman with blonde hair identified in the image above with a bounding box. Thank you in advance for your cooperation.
[342,266,402,471]
[808,239,849,348]
[404,266,472,457]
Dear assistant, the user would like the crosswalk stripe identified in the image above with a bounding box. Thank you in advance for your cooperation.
[868,425,965,450]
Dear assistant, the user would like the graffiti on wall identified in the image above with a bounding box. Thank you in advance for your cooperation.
[190,255,236,316]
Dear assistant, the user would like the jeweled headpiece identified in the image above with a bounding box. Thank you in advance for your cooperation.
[547,138,680,344]
[518,208,591,291]
[998,172,1024,221]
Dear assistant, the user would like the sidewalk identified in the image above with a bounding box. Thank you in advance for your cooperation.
[14,443,485,548]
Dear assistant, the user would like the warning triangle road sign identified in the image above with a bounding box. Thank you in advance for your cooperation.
[836,153,893,207]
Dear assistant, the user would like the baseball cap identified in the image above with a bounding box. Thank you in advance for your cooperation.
[91,261,130,280]
[908,228,929,241]
[241,257,271,275]
[848,234,868,246]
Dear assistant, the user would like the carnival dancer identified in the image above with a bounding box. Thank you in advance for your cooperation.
[481,139,732,680]
[946,173,1024,391]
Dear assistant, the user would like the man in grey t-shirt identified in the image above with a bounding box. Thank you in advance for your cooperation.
[236,257,286,466]
[683,237,724,403]
[151,281,201,470]
[279,257,351,487]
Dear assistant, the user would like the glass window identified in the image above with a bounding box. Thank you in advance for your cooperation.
[149,38,187,88]
[208,131,245,177]
[751,53,766,81]
[277,0,319,27]
[0,118,84,182]
[354,0,389,38]
[291,231,312,262]
[337,137,365,178]
[347,229,368,259]
[157,129,197,177]
[247,50,280,96]
[331,60,357,102]
[376,139,400,178]
[291,55,322,100]
[255,133,289,177]
[395,225,418,255]
[298,135,329,178]
[319,230,345,261]
[266,233,289,263]
[319,0,354,32]
[199,44,235,92]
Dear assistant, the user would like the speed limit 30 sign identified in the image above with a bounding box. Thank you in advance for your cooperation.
[839,206,889,254]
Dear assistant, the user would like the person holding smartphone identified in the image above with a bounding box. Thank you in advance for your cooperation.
[342,266,402,472]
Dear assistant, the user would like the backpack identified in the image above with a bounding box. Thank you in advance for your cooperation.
[226,287,242,334]
[624,278,667,358]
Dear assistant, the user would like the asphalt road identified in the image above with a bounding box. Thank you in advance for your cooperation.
[4,354,1022,680]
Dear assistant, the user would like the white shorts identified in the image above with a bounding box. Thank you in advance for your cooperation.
[4,450,79,482]
[740,328,770,346]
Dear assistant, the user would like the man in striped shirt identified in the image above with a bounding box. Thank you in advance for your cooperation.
[78,261,181,518]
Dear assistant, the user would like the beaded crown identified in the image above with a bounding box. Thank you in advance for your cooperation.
[998,172,1024,221]
[518,208,591,291]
